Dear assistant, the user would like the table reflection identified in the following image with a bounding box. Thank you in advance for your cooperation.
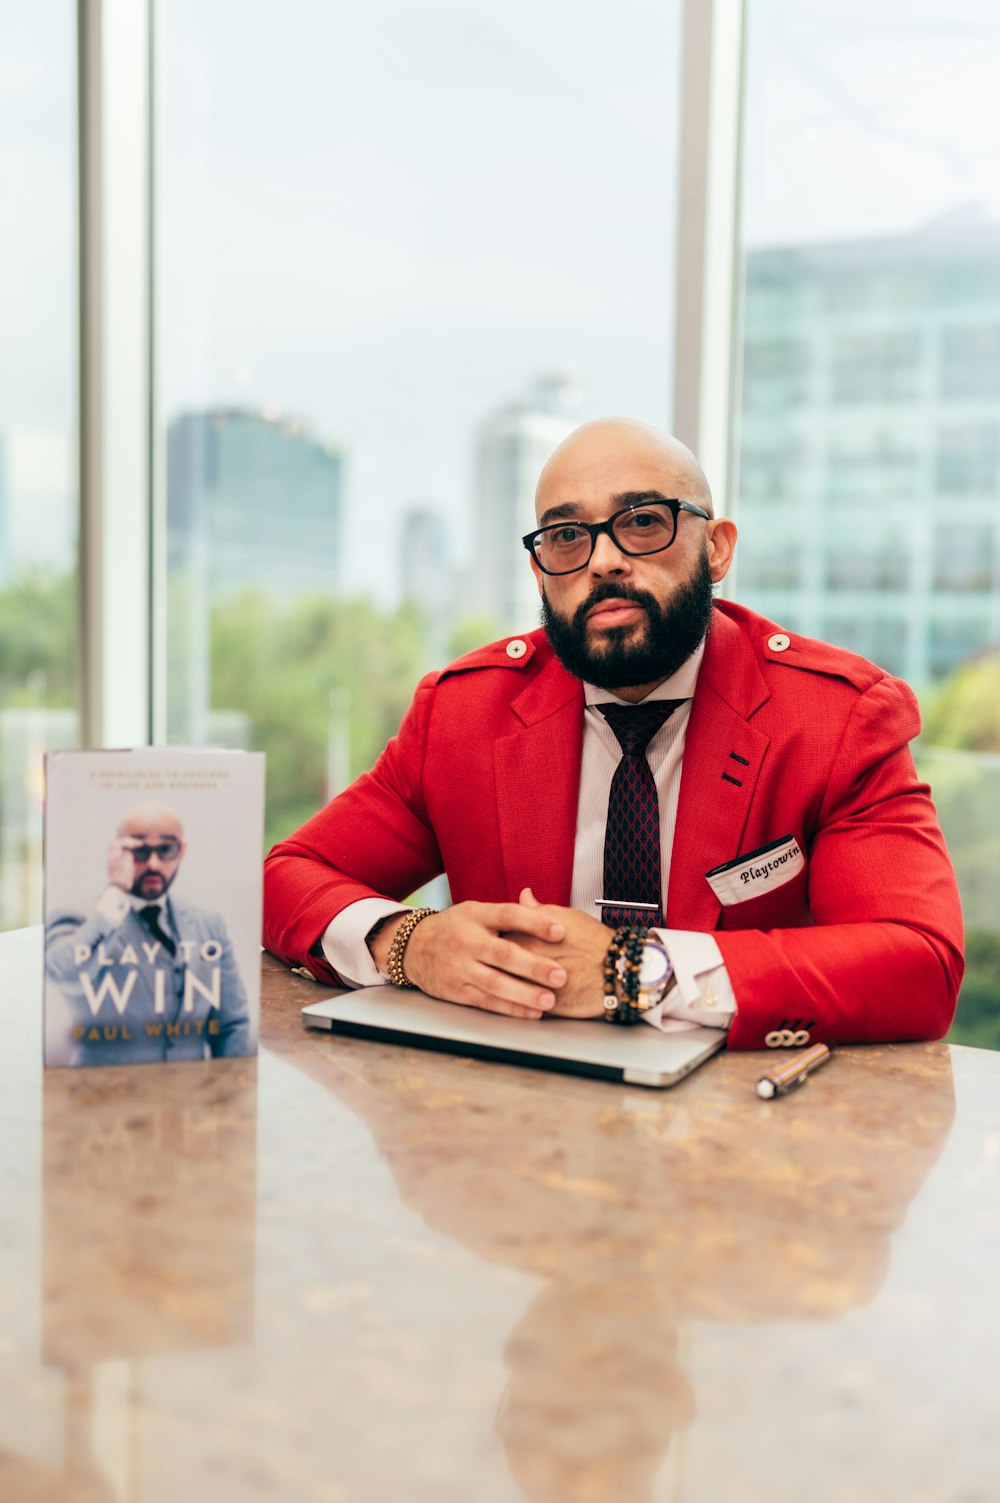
[13,1059,259,1501]
[283,1037,954,1503]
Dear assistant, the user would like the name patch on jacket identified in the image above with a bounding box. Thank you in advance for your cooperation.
[705,834,804,907]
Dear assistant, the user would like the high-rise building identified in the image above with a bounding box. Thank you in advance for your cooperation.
[735,207,1000,687]
[472,373,582,633]
[167,409,343,601]
[399,505,454,665]
[166,408,343,739]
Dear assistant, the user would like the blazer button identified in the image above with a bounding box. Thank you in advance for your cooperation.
[767,633,790,653]
[792,1029,810,1046]
[506,639,528,659]
[764,1030,784,1048]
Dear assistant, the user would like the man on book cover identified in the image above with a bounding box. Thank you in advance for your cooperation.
[45,802,251,1065]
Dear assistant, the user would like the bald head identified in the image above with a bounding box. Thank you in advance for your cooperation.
[535,419,713,521]
[118,803,185,843]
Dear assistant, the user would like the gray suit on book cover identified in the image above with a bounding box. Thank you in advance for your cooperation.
[45,899,251,1065]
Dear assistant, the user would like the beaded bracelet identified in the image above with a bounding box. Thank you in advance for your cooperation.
[602,925,648,1025]
[385,907,439,988]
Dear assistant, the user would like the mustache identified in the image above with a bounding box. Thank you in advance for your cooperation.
[574,582,659,627]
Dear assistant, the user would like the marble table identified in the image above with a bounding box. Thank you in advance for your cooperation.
[3,925,999,1502]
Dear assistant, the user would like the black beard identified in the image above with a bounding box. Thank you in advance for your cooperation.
[133,871,178,899]
[539,550,714,690]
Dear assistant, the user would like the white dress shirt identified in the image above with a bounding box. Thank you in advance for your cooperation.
[322,641,736,1033]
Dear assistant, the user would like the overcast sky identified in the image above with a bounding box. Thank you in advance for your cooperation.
[2,0,1000,590]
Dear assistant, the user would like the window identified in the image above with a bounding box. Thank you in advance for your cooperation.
[933,523,996,592]
[936,426,1000,495]
[830,332,922,405]
[736,0,1000,1042]
[155,0,682,847]
[940,325,1000,401]
[0,3,78,928]
[928,616,992,678]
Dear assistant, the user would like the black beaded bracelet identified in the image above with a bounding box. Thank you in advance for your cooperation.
[602,925,649,1025]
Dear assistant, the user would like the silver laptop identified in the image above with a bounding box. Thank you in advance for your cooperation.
[301,986,725,1088]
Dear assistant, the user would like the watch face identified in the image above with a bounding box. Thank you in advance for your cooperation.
[638,943,671,988]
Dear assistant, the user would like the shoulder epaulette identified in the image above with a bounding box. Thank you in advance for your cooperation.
[759,627,885,693]
[437,634,540,680]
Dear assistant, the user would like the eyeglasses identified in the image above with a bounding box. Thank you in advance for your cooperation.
[522,498,711,576]
[130,840,182,862]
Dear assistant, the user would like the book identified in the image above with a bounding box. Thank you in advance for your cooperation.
[43,747,265,1068]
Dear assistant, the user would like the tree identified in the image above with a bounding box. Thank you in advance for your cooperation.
[209,590,427,848]
[920,648,1000,1050]
[0,570,76,705]
[921,650,1000,752]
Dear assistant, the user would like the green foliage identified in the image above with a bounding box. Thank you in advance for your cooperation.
[0,569,76,705]
[915,750,1000,935]
[918,660,1000,1050]
[208,590,426,849]
[448,615,504,659]
[921,652,1000,752]
[948,931,1000,1050]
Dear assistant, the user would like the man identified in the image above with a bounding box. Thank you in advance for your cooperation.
[263,419,963,1048]
[46,802,251,1064]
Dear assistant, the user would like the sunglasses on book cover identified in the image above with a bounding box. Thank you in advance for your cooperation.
[129,840,182,862]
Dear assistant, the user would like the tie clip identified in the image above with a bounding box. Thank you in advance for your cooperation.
[594,899,658,910]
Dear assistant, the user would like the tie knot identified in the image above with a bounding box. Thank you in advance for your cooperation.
[138,904,174,953]
[599,700,682,757]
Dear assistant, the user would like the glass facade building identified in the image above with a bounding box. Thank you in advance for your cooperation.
[737,209,1000,687]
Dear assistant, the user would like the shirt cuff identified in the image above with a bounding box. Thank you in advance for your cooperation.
[640,929,736,1033]
[321,898,409,988]
[96,885,131,926]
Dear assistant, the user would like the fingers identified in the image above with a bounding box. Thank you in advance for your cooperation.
[106,838,135,890]
[485,899,565,942]
[488,932,565,978]
[470,955,560,1012]
[459,985,546,1021]
[402,903,566,1018]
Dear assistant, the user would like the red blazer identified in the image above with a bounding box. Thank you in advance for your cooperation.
[263,601,964,1049]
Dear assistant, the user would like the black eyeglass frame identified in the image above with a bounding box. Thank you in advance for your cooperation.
[521,498,711,576]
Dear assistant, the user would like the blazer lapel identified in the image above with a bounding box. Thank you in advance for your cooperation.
[667,611,772,931]
[494,659,583,906]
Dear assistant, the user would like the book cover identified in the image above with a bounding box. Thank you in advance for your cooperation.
[43,748,265,1068]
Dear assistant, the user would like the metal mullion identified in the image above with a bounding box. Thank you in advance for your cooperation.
[77,0,153,749]
[672,0,747,555]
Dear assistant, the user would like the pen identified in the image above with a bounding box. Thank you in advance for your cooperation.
[756,1042,831,1099]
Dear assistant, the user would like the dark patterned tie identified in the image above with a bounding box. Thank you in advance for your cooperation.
[138,904,176,956]
[598,700,683,929]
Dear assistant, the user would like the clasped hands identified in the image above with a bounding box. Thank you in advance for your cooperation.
[371,889,609,1020]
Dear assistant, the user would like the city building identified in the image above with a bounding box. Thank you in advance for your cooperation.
[167,409,343,600]
[166,408,343,739]
[472,373,582,633]
[399,505,454,665]
[735,206,1000,688]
